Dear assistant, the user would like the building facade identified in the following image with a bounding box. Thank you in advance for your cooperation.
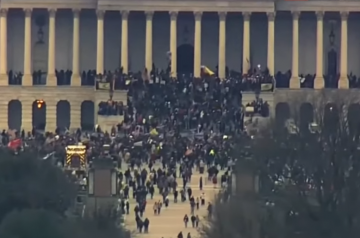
[0,0,360,131]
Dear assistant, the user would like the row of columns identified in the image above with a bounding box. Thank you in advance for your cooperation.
[116,10,275,79]
[111,10,350,87]
[290,11,349,89]
[0,9,351,88]
[0,8,82,86]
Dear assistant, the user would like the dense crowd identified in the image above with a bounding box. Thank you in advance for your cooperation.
[6,66,276,90]
[95,68,273,121]
[8,66,360,89]
[1,65,274,237]
[98,100,125,116]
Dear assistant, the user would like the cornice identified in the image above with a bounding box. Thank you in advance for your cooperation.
[98,0,275,13]
[0,0,97,9]
[2,0,360,12]
[276,1,360,12]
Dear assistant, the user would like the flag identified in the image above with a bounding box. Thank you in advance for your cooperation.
[150,128,158,136]
[8,138,22,150]
[261,83,273,92]
[97,82,110,90]
[201,65,215,76]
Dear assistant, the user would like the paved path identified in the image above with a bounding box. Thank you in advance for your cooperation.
[124,164,221,238]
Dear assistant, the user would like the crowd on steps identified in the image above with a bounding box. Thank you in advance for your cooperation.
[1,64,275,238]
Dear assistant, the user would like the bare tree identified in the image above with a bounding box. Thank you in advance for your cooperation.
[201,92,360,238]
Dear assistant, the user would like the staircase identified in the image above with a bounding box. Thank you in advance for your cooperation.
[124,165,220,238]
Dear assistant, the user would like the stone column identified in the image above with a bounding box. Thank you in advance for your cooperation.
[21,101,32,131]
[290,11,300,89]
[267,12,275,76]
[242,12,251,74]
[315,11,324,89]
[0,9,8,85]
[121,11,129,74]
[194,11,202,78]
[169,11,177,77]
[46,102,57,132]
[71,9,81,86]
[96,10,104,75]
[145,11,153,74]
[70,101,81,130]
[218,12,226,79]
[23,8,32,86]
[47,8,57,86]
[0,101,7,129]
[339,11,348,89]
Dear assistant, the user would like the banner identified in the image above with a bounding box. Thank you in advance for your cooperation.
[97,82,110,90]
[261,83,273,92]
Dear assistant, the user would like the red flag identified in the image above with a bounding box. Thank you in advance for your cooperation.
[8,138,22,150]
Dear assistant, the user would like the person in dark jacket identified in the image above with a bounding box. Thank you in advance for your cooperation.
[183,214,189,227]
[143,218,149,233]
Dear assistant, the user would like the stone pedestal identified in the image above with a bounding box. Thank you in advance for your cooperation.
[289,77,300,89]
[0,74,8,86]
[314,77,324,89]
[22,74,32,86]
[338,78,349,89]
[46,74,57,86]
[71,74,81,86]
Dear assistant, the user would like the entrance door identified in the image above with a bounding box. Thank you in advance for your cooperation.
[177,44,194,75]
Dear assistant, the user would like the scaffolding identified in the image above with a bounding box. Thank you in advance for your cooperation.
[65,145,87,171]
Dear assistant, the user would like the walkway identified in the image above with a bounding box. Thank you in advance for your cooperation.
[124,165,220,238]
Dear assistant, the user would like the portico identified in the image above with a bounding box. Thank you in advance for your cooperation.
[0,0,359,89]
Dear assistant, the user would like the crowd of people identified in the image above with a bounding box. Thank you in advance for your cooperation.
[1,64,276,237]
[8,65,360,89]
[111,127,232,237]
[98,100,125,116]
[245,97,270,117]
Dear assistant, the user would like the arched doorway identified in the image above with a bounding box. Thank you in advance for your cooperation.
[275,102,290,128]
[299,103,314,132]
[348,104,360,135]
[32,100,46,130]
[8,100,22,130]
[56,100,70,129]
[324,103,338,134]
[81,100,95,131]
[177,44,194,75]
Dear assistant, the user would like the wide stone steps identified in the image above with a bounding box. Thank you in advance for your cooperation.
[124,169,220,238]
